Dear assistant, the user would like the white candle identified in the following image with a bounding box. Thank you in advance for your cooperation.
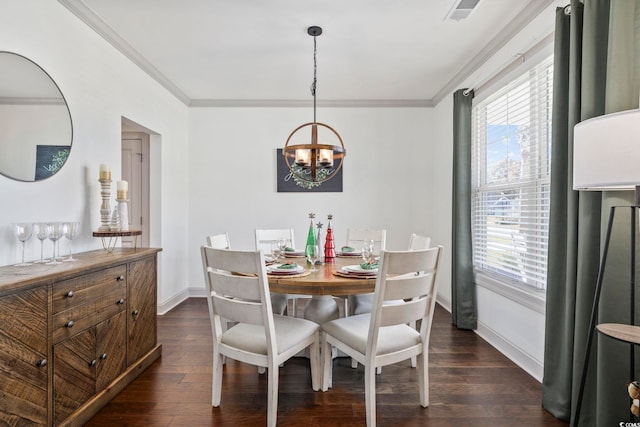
[318,149,333,166]
[295,149,311,166]
[99,164,111,180]
[117,180,128,199]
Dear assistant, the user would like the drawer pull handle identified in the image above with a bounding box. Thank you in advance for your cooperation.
[89,359,97,367]
[36,358,48,368]
[64,320,74,328]
[117,298,125,305]
[100,353,108,360]
[132,310,139,317]
[117,275,125,282]
[65,291,74,298]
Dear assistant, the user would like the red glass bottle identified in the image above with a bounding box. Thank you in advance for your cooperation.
[324,214,336,263]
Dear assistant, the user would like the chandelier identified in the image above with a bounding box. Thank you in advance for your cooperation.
[283,26,346,184]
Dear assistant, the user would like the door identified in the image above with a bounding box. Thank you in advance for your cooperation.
[121,134,150,247]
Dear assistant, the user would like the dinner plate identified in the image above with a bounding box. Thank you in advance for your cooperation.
[283,251,305,257]
[344,264,378,273]
[267,264,305,274]
[339,265,377,276]
[336,251,362,257]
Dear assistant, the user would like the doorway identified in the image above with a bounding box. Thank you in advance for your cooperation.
[121,130,150,247]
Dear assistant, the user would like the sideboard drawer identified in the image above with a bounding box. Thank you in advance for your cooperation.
[52,265,126,314]
[52,282,126,344]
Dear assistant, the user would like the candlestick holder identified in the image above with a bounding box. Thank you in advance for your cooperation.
[98,179,112,231]
[117,198,129,231]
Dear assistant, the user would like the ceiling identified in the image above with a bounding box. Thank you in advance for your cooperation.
[59,0,558,107]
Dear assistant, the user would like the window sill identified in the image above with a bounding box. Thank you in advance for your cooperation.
[474,269,546,314]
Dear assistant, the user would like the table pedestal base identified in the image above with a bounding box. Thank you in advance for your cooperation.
[303,296,340,324]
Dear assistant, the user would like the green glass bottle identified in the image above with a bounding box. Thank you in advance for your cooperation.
[304,212,316,262]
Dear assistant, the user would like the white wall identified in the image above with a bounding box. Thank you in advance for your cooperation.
[0,0,190,308]
[187,106,438,292]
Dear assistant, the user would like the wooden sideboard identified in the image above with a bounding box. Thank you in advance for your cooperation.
[0,248,162,426]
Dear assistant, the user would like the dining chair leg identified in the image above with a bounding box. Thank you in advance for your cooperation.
[267,364,279,427]
[212,350,224,406]
[417,350,429,407]
[364,364,377,427]
[321,332,332,391]
[309,337,320,391]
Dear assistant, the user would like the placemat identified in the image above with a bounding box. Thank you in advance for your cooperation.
[267,270,311,279]
[333,271,376,279]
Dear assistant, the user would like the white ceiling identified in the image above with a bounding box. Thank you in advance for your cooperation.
[59,0,558,106]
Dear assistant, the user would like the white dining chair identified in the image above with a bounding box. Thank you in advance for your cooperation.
[321,247,442,427]
[255,228,306,317]
[351,233,432,369]
[201,246,320,427]
[345,229,387,317]
[408,233,431,251]
[206,232,231,249]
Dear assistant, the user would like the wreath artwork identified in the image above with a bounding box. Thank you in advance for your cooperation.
[35,145,70,180]
[276,148,343,193]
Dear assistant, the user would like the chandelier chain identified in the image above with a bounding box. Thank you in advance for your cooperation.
[311,34,317,122]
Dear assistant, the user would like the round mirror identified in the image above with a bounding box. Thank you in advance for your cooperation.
[0,52,72,182]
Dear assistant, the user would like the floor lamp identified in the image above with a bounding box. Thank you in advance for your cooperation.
[573,108,640,425]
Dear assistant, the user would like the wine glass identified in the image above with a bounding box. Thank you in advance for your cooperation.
[361,240,376,265]
[306,242,321,272]
[33,223,50,263]
[63,222,80,262]
[12,223,33,266]
[47,222,64,265]
[271,241,283,262]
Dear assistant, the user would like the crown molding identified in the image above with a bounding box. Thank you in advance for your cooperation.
[432,0,556,105]
[58,0,551,109]
[189,99,434,108]
[58,0,191,106]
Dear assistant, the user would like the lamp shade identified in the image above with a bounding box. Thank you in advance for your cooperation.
[573,109,640,190]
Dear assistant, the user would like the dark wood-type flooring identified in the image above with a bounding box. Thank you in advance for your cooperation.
[86,298,568,426]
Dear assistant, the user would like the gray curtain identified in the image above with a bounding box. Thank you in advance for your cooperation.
[542,1,640,425]
[451,88,477,330]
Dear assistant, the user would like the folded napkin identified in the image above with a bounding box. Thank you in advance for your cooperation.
[360,262,379,270]
[341,246,355,253]
[277,263,299,269]
[284,247,295,252]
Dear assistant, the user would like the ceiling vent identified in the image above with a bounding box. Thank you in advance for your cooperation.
[445,0,481,21]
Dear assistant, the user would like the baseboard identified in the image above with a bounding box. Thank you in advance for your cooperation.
[436,294,451,312]
[188,287,208,298]
[475,319,543,382]
[157,289,190,315]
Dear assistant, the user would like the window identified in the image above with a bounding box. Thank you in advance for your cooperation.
[471,56,553,291]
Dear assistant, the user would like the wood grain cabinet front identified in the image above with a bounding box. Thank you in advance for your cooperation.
[127,256,157,364]
[0,248,161,427]
[53,311,126,424]
[0,287,49,426]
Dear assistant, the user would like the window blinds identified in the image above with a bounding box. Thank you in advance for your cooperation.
[471,56,553,290]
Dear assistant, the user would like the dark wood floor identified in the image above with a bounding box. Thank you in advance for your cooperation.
[86,298,568,426]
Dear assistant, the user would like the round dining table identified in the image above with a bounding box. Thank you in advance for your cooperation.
[267,257,376,324]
